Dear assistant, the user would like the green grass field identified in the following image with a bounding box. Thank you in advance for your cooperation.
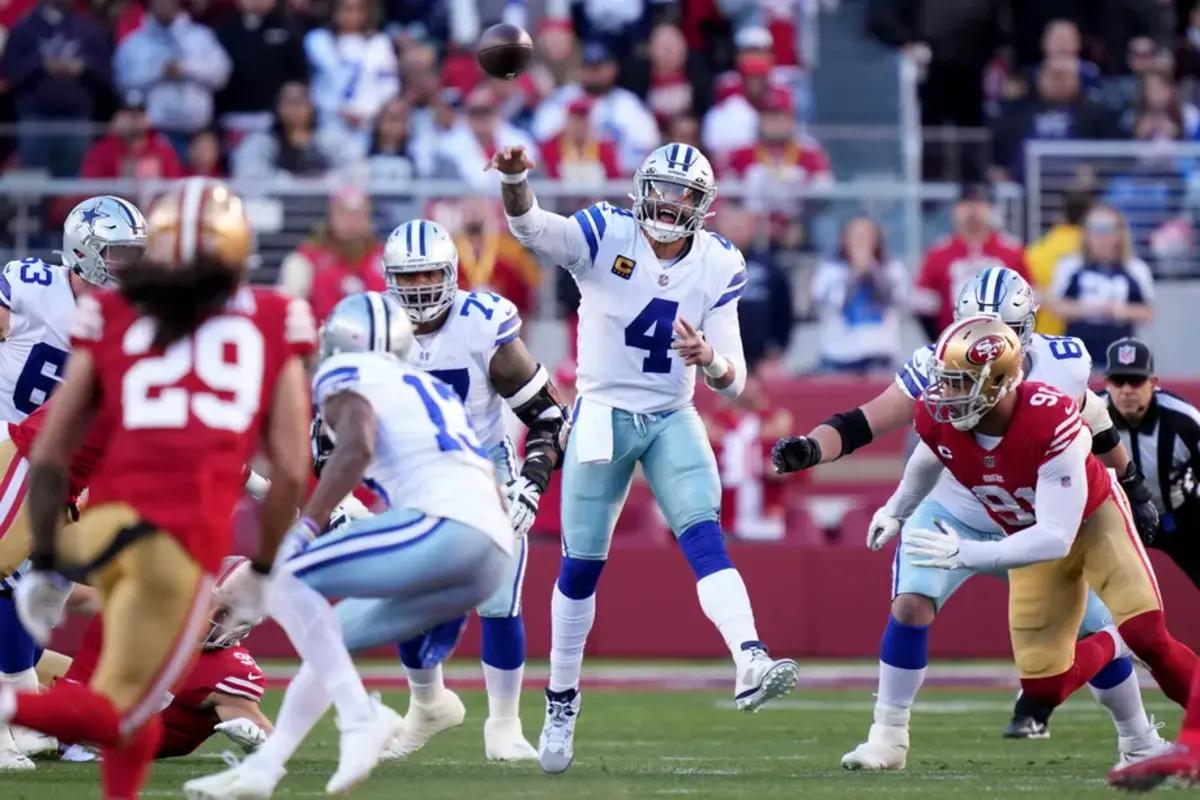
[4,684,1182,799]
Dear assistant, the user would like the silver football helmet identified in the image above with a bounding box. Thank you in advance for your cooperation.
[61,195,147,287]
[319,291,414,360]
[382,219,458,324]
[953,266,1039,349]
[631,143,717,243]
[204,557,263,650]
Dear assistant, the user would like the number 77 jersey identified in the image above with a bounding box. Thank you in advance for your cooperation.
[73,287,316,573]
[913,380,1112,533]
[567,202,748,413]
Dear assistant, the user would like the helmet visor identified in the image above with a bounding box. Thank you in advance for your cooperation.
[922,365,996,427]
[638,177,703,228]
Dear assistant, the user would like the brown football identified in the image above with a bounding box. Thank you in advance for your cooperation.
[476,23,533,80]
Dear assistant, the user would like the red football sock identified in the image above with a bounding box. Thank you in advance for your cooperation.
[1178,668,1200,747]
[101,714,161,800]
[11,682,120,747]
[1021,630,1116,707]
[1119,610,1198,706]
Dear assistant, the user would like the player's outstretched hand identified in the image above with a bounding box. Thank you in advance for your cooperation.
[771,436,822,473]
[671,317,712,367]
[14,570,71,645]
[904,519,962,570]
[866,507,901,551]
[215,718,268,753]
[486,145,536,174]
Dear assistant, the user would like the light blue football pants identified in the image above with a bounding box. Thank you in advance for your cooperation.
[894,498,1113,635]
[475,440,526,618]
[561,405,721,560]
[285,508,510,651]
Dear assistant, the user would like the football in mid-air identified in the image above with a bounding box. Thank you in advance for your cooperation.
[477,23,533,80]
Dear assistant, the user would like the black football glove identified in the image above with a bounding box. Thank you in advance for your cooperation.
[1119,462,1160,546]
[310,415,336,478]
[771,436,822,474]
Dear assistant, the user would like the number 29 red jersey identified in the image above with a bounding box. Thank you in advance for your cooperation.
[914,380,1111,534]
[71,286,315,573]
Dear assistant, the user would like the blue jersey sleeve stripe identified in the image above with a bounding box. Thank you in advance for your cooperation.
[496,314,521,336]
[495,328,521,346]
[573,210,598,261]
[711,284,746,310]
[724,269,748,290]
[897,369,921,399]
[0,272,12,309]
[313,365,360,397]
[586,204,607,239]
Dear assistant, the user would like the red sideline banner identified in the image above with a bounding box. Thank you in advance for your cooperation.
[48,541,1200,660]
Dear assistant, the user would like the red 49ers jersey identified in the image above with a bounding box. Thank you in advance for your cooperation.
[914,380,1111,534]
[8,402,108,501]
[71,286,315,572]
[63,615,265,758]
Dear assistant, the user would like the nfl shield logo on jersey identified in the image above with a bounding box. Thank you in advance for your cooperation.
[1117,345,1137,366]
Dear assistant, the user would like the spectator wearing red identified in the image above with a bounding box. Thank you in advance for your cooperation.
[727,88,831,188]
[702,51,782,167]
[540,97,620,185]
[278,185,385,322]
[912,183,1030,339]
[646,23,693,128]
[80,94,183,180]
[184,128,225,176]
[453,196,541,318]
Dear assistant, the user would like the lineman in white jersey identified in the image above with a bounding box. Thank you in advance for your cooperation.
[771,267,1168,770]
[493,142,799,774]
[185,292,513,800]
[377,218,567,762]
[0,195,145,771]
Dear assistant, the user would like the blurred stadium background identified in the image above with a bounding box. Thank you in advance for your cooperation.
[6,0,1200,661]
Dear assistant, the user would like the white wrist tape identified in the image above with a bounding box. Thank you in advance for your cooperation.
[702,352,729,379]
[500,170,529,184]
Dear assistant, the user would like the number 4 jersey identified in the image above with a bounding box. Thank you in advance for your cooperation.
[0,259,77,423]
[73,287,316,573]
[914,381,1111,535]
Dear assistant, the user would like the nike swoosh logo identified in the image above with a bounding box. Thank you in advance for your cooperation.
[247,674,263,681]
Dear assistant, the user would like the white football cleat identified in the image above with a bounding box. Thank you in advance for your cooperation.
[12,726,57,757]
[484,717,537,761]
[538,688,580,775]
[326,700,404,795]
[841,723,909,771]
[1117,722,1173,769]
[734,644,799,712]
[0,725,33,772]
[59,743,98,763]
[380,690,464,761]
[182,757,283,800]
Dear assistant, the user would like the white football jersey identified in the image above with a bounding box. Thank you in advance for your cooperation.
[896,332,1093,532]
[0,258,77,423]
[406,289,519,456]
[566,202,748,414]
[313,351,512,553]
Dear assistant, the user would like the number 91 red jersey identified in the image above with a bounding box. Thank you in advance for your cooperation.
[71,286,316,573]
[914,380,1111,534]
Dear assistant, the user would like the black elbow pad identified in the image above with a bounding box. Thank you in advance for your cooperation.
[824,408,874,456]
[1091,427,1121,456]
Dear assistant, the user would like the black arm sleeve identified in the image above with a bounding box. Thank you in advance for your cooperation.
[506,365,568,493]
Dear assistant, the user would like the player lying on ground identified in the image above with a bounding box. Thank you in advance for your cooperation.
[1,178,314,800]
[775,268,1157,763]
[0,195,147,771]
[185,292,515,800]
[495,141,799,775]
[60,557,273,762]
[380,218,567,762]
[893,317,1196,767]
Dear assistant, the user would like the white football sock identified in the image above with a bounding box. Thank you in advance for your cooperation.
[1090,673,1153,739]
[404,664,445,706]
[0,669,38,693]
[548,586,595,693]
[874,661,924,727]
[248,662,329,773]
[268,571,374,727]
[696,569,760,663]
[483,663,523,720]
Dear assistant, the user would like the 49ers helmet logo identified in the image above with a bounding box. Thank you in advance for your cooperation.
[966,334,1008,365]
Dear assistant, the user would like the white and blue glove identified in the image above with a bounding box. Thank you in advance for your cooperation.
[866,507,902,551]
[904,519,964,570]
[505,477,541,538]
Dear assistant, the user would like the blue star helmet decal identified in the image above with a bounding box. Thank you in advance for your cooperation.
[79,204,106,227]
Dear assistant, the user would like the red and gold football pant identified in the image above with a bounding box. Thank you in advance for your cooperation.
[1008,493,1161,680]
[58,503,213,736]
[0,438,33,581]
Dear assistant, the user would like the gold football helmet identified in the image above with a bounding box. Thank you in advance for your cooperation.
[144,178,253,274]
[924,315,1024,430]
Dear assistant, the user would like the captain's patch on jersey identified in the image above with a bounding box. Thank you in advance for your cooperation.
[611,255,636,280]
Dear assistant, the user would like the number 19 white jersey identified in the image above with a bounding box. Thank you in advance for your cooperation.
[0,259,76,423]
[895,332,1093,532]
[565,202,748,414]
[312,351,512,552]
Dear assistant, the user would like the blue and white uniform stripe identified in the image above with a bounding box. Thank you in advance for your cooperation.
[571,203,608,262]
[289,514,444,577]
[710,268,748,310]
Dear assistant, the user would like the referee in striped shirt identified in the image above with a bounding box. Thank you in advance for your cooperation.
[1104,338,1200,588]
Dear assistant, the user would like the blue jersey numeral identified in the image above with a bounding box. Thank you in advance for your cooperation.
[14,342,67,414]
[428,367,470,402]
[710,233,735,251]
[403,374,486,457]
[624,298,679,374]
[460,292,500,320]
[1044,336,1085,360]
[18,260,51,286]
